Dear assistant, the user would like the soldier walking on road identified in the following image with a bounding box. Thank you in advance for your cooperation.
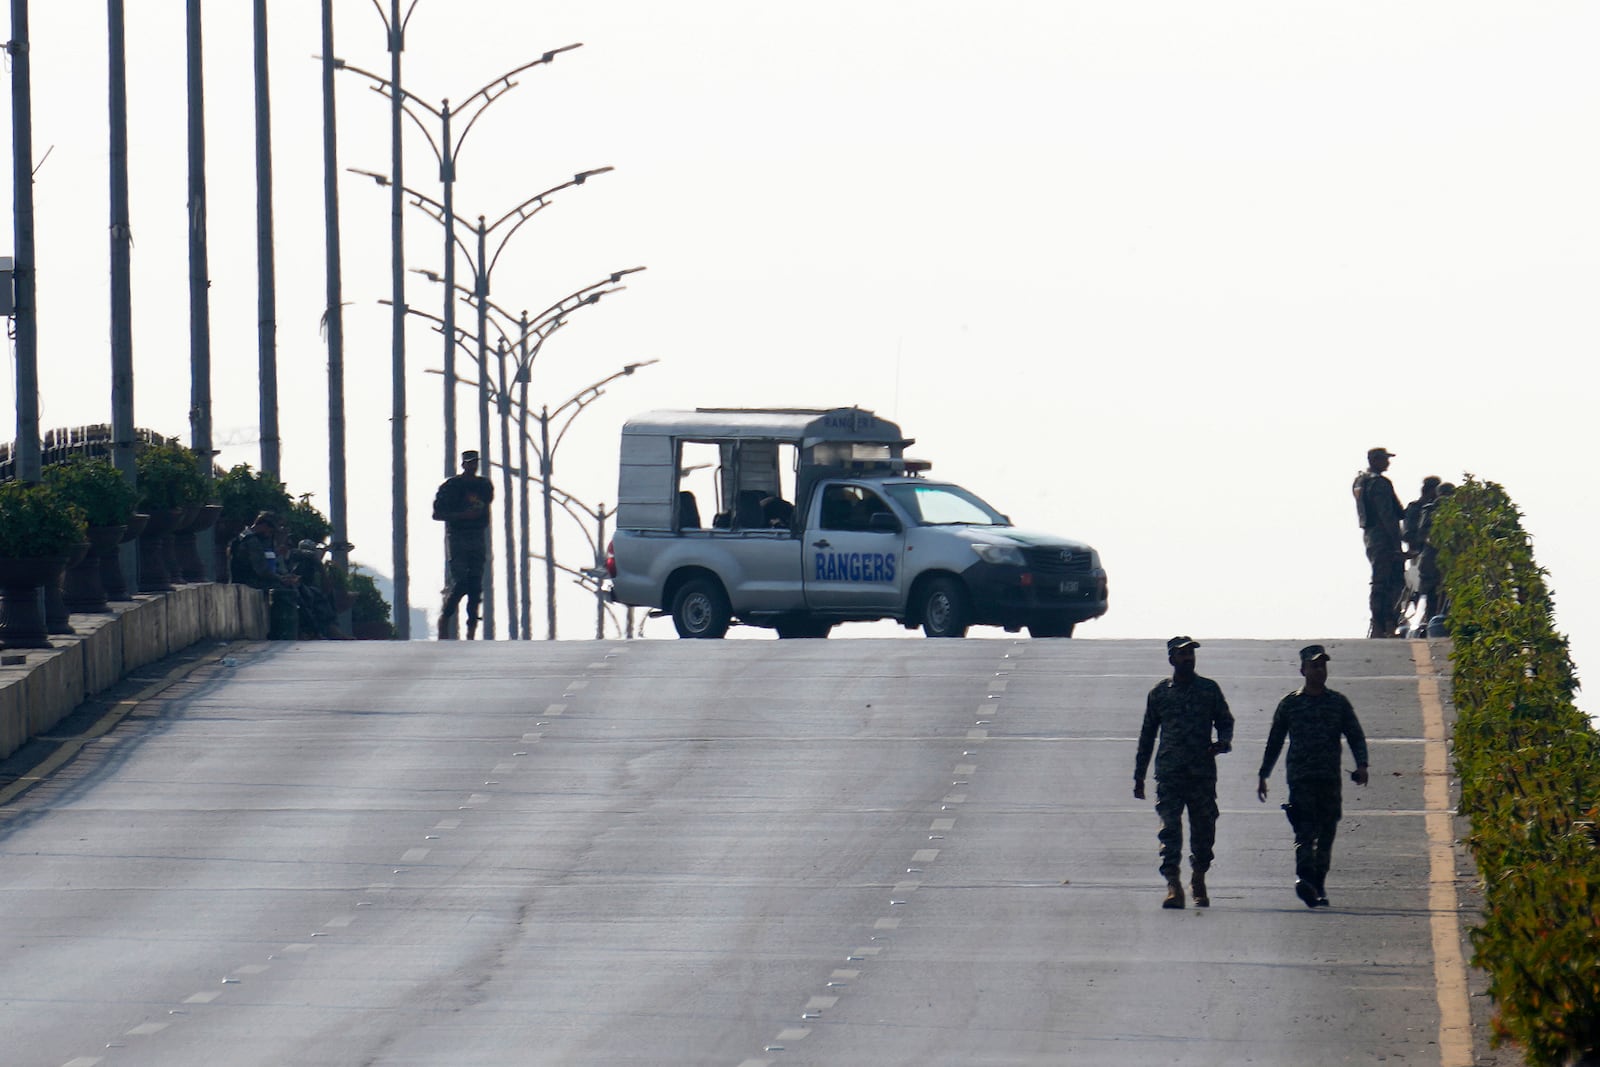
[433,450,494,640]
[1352,447,1407,638]
[1134,636,1235,909]
[1256,644,1370,908]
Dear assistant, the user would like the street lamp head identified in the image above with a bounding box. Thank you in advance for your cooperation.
[609,266,647,283]
[350,167,392,187]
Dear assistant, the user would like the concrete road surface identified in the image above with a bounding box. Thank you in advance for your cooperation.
[0,637,1471,1066]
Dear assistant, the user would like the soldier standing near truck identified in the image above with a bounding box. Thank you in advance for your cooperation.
[433,450,494,640]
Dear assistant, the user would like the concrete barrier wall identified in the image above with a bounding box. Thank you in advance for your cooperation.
[0,583,269,761]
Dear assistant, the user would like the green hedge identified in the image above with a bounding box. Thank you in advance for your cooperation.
[1432,477,1599,1065]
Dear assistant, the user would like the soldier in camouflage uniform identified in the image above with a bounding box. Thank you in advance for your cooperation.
[433,450,494,640]
[1256,644,1370,908]
[1134,636,1235,909]
[1352,447,1406,638]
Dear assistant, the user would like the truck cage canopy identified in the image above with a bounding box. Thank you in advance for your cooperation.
[617,408,918,533]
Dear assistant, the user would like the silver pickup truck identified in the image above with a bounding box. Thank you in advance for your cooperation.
[605,407,1108,639]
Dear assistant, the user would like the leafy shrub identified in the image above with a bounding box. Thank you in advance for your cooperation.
[215,463,292,527]
[0,481,87,558]
[135,441,209,512]
[286,494,332,547]
[41,456,139,527]
[349,565,393,635]
[1433,477,1599,1066]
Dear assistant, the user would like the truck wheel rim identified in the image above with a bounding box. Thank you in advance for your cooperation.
[683,594,710,631]
[928,594,951,631]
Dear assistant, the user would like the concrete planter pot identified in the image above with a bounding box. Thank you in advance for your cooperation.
[0,555,66,649]
[65,525,126,613]
[104,512,148,601]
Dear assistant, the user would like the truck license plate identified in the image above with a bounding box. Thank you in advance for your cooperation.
[1058,580,1079,595]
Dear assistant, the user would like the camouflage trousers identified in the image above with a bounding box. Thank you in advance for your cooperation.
[1284,778,1343,892]
[1154,777,1218,879]
[1366,542,1406,637]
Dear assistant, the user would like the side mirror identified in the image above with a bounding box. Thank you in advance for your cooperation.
[868,512,900,534]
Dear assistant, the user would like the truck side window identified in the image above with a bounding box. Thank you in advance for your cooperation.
[820,485,855,531]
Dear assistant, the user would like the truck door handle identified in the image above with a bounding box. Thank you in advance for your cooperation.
[811,539,830,548]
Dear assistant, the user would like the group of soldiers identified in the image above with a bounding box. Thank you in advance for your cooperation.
[1134,637,1369,910]
[1353,446,1454,639]
[228,511,350,640]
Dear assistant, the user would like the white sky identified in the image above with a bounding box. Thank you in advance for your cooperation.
[1,3,1594,710]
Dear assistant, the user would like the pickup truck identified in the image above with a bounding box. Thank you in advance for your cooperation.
[605,407,1108,639]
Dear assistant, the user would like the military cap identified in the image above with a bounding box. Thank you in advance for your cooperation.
[461,450,480,463]
[1166,635,1200,652]
[1299,643,1331,663]
[1367,447,1395,459]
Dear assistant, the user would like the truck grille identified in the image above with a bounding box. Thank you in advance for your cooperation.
[1023,547,1094,575]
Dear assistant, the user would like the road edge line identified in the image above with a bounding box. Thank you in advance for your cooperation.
[1410,640,1473,1067]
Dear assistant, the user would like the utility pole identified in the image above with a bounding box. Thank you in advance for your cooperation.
[252,0,280,477]
[107,0,138,588]
[8,0,40,483]
[185,0,214,488]
[321,0,350,594]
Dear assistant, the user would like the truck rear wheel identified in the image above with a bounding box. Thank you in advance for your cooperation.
[920,576,970,638]
[671,577,731,639]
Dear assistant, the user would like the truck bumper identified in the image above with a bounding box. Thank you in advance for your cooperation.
[962,562,1109,627]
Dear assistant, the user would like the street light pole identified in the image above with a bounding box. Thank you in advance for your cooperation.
[368,0,415,639]
[495,338,517,638]
[339,41,582,638]
[529,361,657,639]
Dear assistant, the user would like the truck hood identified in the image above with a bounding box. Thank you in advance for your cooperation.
[946,525,1100,557]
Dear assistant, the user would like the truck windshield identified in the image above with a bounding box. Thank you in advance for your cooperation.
[884,482,1007,526]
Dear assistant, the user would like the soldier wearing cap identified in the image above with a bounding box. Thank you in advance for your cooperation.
[1134,636,1235,909]
[1256,644,1370,908]
[1352,447,1406,638]
[433,450,495,639]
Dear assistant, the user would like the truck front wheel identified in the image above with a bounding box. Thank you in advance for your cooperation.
[919,577,970,638]
[671,577,731,639]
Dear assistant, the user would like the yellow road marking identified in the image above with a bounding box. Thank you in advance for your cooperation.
[1410,641,1473,1067]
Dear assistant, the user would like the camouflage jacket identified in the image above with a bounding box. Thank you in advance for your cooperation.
[1258,688,1369,783]
[1353,470,1403,550]
[1135,675,1234,783]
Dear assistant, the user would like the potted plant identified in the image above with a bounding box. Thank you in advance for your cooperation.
[135,441,207,592]
[42,456,139,611]
[0,481,87,648]
[135,441,209,514]
[349,565,394,640]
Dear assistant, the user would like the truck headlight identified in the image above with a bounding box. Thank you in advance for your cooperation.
[972,544,1026,566]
